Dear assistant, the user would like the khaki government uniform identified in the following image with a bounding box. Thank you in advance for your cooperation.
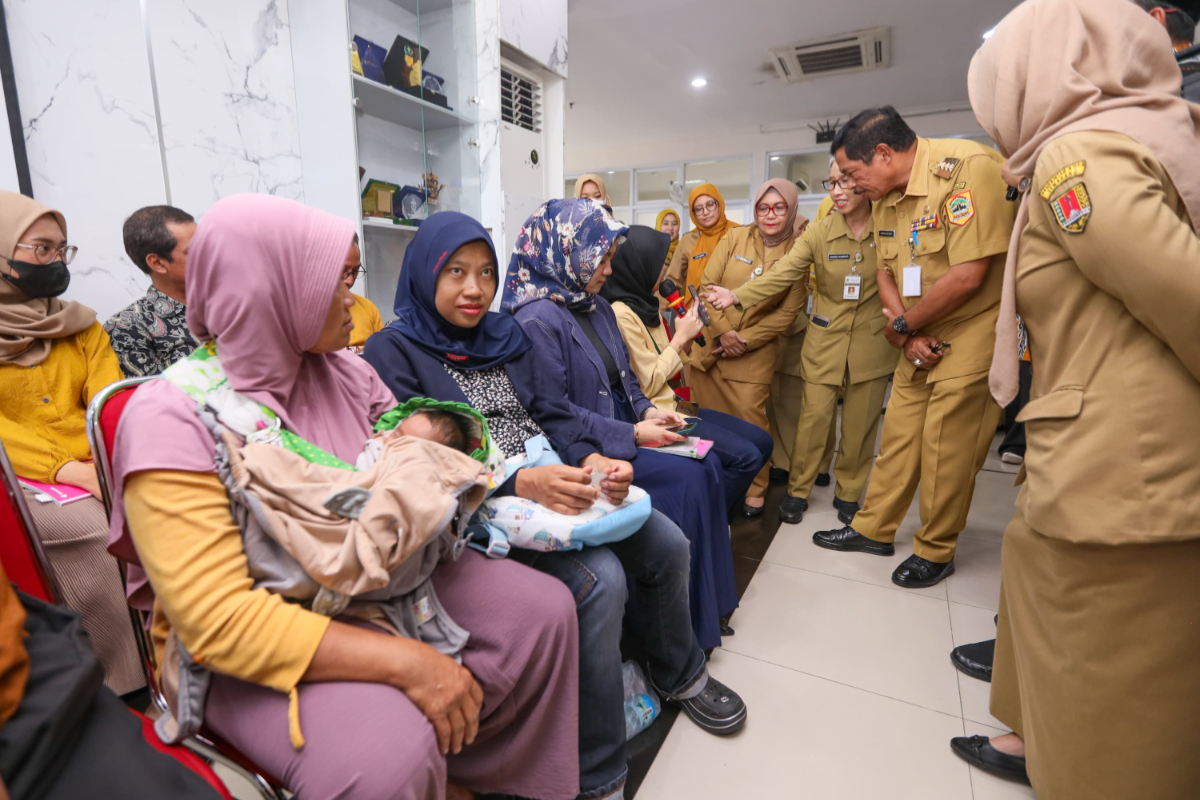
[988,131,1200,800]
[689,225,806,496]
[610,301,684,412]
[852,137,1015,562]
[764,313,836,478]
[737,213,898,503]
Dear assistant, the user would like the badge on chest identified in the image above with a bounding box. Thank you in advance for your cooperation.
[843,274,862,300]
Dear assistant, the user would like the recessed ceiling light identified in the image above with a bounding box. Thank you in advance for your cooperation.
[607,170,615,174]
[770,156,780,161]
[691,77,707,88]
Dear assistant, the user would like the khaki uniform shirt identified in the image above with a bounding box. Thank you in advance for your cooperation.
[663,228,702,311]
[611,300,683,412]
[1015,131,1200,546]
[692,225,806,384]
[875,137,1015,383]
[736,213,898,386]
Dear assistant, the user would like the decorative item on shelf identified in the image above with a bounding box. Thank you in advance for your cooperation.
[397,186,430,222]
[351,40,364,76]
[383,35,430,96]
[352,35,388,84]
[362,179,401,219]
[421,72,450,109]
[421,172,444,206]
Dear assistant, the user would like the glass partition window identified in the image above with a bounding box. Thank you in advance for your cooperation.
[635,169,676,203]
[683,158,752,205]
[767,151,833,194]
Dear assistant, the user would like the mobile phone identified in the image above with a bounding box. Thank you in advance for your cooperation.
[668,421,698,435]
[686,285,712,327]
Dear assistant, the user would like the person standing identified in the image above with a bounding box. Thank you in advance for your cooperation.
[343,234,384,353]
[103,206,198,376]
[810,107,1016,588]
[687,180,807,515]
[655,208,681,272]
[665,184,735,309]
[1135,0,1200,100]
[706,159,899,526]
[951,0,1200,794]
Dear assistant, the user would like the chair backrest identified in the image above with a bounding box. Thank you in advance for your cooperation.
[86,377,152,516]
[0,441,60,602]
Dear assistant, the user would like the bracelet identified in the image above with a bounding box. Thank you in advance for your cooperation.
[633,425,641,445]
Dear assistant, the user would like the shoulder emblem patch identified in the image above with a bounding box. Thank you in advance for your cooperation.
[945,191,975,226]
[1050,184,1091,234]
[1039,161,1086,199]
[933,157,961,180]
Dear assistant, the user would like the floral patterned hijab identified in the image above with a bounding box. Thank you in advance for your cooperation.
[501,198,628,314]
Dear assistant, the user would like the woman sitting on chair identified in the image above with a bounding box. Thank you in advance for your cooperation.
[108,194,580,800]
[0,190,141,697]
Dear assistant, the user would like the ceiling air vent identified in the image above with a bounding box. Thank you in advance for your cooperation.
[768,27,890,84]
[501,67,542,133]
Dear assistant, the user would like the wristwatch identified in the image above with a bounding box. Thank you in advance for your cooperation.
[892,316,910,335]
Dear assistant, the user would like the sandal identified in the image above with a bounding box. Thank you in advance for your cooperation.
[671,676,747,736]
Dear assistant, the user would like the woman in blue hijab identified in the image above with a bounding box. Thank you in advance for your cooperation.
[364,211,747,800]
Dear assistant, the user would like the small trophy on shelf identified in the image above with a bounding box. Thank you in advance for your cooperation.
[422,172,444,207]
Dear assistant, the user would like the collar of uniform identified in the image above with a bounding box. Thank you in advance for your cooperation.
[824,211,874,244]
[883,137,930,208]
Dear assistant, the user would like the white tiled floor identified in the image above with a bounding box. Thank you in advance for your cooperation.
[640,439,1036,800]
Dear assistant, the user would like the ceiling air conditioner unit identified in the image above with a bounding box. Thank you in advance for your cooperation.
[768,27,890,84]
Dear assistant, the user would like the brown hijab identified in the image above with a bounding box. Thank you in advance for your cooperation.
[968,0,1200,405]
[573,173,609,203]
[0,191,95,366]
[753,179,800,248]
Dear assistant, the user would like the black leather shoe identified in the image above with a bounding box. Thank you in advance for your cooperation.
[812,526,895,556]
[742,501,765,517]
[814,472,831,487]
[951,639,994,682]
[891,554,955,588]
[832,498,860,525]
[769,466,789,484]
[949,735,1030,784]
[779,496,808,524]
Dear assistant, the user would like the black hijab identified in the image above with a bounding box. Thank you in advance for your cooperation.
[599,225,670,328]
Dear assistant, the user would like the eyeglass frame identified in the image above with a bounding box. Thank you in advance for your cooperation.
[692,199,719,216]
[341,265,366,281]
[12,242,78,265]
[820,177,854,192]
[755,202,789,218]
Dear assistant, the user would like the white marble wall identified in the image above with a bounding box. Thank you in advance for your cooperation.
[476,0,504,268]
[3,0,166,321]
[147,0,304,216]
[500,0,567,78]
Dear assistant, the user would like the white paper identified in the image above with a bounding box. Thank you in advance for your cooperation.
[902,265,922,297]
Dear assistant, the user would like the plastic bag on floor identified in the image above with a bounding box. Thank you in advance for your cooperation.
[622,661,661,741]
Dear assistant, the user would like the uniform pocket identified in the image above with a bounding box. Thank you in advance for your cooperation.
[868,315,889,335]
[915,226,946,257]
[1016,386,1083,422]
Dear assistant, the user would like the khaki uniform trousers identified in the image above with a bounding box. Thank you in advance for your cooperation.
[789,370,889,503]
[990,512,1200,799]
[688,367,771,498]
[851,367,1000,562]
[766,371,835,475]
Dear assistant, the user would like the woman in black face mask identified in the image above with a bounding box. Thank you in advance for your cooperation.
[0,190,143,697]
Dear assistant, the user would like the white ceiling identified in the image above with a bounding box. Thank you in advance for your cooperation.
[564,0,1020,151]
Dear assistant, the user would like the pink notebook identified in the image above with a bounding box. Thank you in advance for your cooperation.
[639,437,714,460]
[18,478,93,506]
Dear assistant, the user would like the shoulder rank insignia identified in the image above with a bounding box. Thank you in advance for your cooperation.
[953,181,967,191]
[1050,183,1091,234]
[933,157,961,180]
[1039,161,1086,199]
[945,191,975,226]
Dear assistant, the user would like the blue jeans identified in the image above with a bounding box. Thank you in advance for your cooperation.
[691,408,774,515]
[513,509,709,800]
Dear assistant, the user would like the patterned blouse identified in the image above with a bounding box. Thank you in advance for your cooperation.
[444,363,545,459]
[103,286,198,377]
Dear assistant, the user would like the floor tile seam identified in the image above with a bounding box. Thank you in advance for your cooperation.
[715,647,968,723]
[944,598,1001,613]
[754,557,950,603]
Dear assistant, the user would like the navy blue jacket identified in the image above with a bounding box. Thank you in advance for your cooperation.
[513,297,655,461]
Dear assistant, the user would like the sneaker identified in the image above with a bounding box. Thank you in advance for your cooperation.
[1000,451,1024,465]
[779,496,808,524]
[672,676,747,736]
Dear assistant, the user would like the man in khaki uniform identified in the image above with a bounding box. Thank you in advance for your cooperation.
[764,313,836,489]
[812,106,1015,588]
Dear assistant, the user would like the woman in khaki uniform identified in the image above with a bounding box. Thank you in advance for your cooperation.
[708,161,899,526]
[952,0,1200,795]
[664,184,735,309]
[688,179,806,514]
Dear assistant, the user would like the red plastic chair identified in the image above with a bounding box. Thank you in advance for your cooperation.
[86,379,285,800]
[0,440,233,800]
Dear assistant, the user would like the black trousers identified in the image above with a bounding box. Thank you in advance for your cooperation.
[999,360,1033,456]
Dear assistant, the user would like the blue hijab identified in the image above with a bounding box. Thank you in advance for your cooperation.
[501,198,628,314]
[384,211,530,370]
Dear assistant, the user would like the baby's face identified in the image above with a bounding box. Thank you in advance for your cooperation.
[392,414,445,445]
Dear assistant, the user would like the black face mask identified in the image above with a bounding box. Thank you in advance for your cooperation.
[2,259,71,298]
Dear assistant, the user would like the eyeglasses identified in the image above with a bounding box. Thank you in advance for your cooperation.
[342,266,364,281]
[692,200,719,215]
[821,177,854,192]
[755,203,789,217]
[13,243,78,265]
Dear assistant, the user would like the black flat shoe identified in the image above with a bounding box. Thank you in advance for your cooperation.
[832,498,860,525]
[779,496,808,524]
[891,554,955,588]
[719,615,735,637]
[742,501,765,518]
[949,735,1030,784]
[672,676,746,736]
[814,472,831,487]
[812,526,895,556]
[951,639,994,682]
[769,466,789,484]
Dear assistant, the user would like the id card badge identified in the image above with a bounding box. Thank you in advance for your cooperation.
[807,294,814,315]
[902,264,922,297]
[843,274,862,301]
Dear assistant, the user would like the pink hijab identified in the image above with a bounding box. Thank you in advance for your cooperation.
[753,178,800,248]
[107,194,396,601]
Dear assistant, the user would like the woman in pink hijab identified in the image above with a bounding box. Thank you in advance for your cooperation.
[107,194,580,800]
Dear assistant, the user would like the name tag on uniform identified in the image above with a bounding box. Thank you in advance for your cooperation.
[692,252,709,260]
[902,265,922,297]
[878,230,895,237]
[734,254,753,264]
[828,253,850,260]
[843,274,862,300]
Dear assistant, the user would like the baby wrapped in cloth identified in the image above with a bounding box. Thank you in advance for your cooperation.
[155,345,496,747]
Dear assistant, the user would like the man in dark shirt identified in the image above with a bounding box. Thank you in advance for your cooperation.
[1135,0,1200,100]
[103,206,199,376]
